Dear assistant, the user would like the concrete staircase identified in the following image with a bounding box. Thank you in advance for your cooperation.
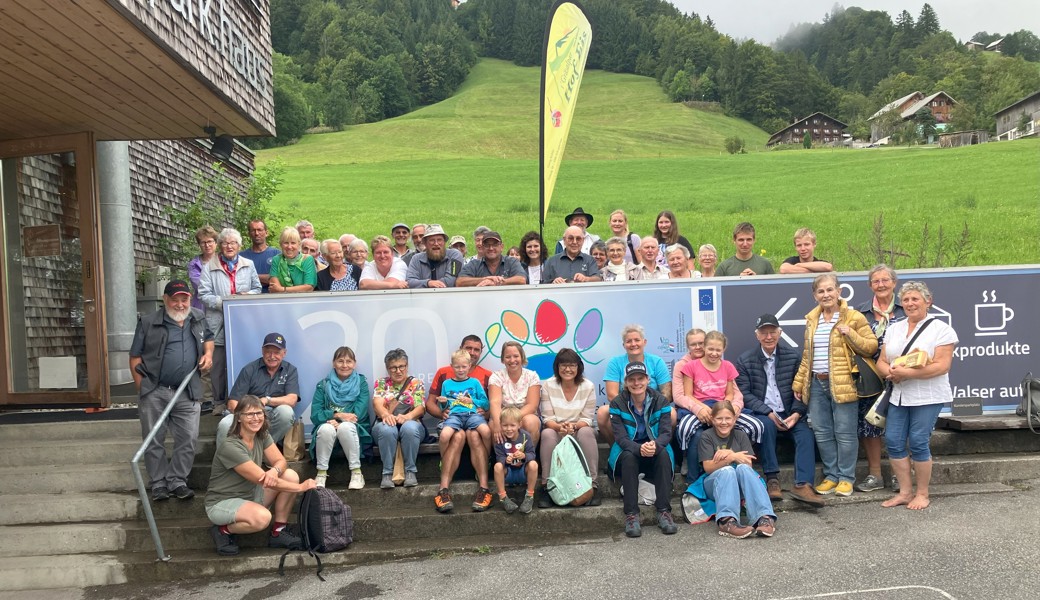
[1,413,1039,592]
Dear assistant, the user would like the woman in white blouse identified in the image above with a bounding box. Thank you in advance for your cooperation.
[488,341,542,446]
[877,281,958,510]
[538,348,600,507]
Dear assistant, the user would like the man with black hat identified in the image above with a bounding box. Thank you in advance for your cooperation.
[457,230,527,287]
[129,280,215,501]
[406,224,465,288]
[735,314,823,506]
[214,332,300,449]
[554,207,600,255]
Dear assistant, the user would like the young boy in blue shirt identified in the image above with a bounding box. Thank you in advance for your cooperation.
[493,407,538,514]
[432,349,493,512]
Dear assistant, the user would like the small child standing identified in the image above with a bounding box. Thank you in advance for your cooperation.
[493,407,538,514]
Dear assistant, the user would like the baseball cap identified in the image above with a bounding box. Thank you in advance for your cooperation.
[482,231,503,244]
[449,235,467,247]
[624,361,648,379]
[262,332,286,349]
[391,222,410,233]
[163,280,191,297]
[755,314,780,330]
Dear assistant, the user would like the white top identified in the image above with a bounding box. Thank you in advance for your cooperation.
[527,264,542,284]
[360,258,407,282]
[539,377,597,425]
[489,368,541,409]
[626,262,669,281]
[884,316,959,407]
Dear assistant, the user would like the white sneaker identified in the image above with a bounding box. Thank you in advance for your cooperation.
[348,471,365,490]
[315,474,327,488]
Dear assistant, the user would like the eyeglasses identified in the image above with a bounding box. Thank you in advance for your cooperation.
[220,241,239,247]
[559,364,578,370]
[387,364,408,372]
[871,278,893,285]
[242,411,265,420]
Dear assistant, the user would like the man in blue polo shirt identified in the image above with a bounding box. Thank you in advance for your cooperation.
[597,324,672,444]
[214,332,299,449]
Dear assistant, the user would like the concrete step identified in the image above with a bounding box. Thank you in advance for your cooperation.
[0,437,218,469]
[4,492,141,525]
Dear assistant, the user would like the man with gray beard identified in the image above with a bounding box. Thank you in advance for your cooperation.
[406,224,464,288]
[130,280,214,502]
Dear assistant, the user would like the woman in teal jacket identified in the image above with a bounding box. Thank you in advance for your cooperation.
[310,346,371,489]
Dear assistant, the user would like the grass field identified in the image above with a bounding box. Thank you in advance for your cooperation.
[259,60,1040,270]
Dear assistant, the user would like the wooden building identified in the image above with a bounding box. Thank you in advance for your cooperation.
[994,90,1040,141]
[868,91,957,142]
[767,112,848,146]
[938,130,990,148]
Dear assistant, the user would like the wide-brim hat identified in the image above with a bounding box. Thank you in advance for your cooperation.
[565,207,594,227]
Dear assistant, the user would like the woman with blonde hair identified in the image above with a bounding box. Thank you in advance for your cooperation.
[608,209,640,262]
[269,226,317,293]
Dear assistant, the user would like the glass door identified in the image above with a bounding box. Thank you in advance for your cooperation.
[0,133,107,407]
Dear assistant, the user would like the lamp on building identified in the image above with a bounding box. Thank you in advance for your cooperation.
[202,126,235,162]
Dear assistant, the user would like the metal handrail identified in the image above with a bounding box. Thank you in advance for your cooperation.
[130,367,197,562]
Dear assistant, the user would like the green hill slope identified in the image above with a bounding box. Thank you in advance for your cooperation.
[259,59,769,166]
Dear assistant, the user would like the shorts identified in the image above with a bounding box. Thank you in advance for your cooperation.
[205,486,263,525]
[442,411,487,432]
[504,465,527,486]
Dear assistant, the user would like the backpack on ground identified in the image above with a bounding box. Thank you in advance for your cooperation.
[278,487,352,580]
[546,435,594,506]
[1017,372,1040,434]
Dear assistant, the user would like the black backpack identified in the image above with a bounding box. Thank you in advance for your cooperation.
[278,488,352,580]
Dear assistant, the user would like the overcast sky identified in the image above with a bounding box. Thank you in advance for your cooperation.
[669,1,1039,44]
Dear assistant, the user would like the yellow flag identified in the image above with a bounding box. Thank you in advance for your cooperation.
[540,1,592,225]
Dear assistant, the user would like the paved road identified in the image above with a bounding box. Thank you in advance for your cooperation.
[41,480,1040,599]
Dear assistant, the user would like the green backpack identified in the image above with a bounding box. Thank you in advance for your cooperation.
[546,435,594,506]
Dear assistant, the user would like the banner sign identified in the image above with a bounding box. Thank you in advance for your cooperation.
[224,267,1040,428]
[539,0,592,224]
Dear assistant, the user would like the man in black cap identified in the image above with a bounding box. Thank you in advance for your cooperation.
[554,207,601,255]
[457,230,527,287]
[129,280,215,501]
[214,332,300,449]
[735,314,823,506]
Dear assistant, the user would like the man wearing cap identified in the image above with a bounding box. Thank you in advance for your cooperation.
[406,224,465,288]
[607,361,678,538]
[735,314,822,506]
[449,236,468,258]
[214,333,300,449]
[457,231,527,287]
[540,225,602,284]
[391,223,411,258]
[129,280,215,502]
[553,207,600,255]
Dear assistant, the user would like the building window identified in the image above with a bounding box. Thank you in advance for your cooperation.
[814,129,819,134]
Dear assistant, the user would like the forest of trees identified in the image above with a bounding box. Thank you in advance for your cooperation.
[259,0,1040,147]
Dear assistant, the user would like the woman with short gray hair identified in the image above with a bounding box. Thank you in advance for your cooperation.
[698,244,718,278]
[370,349,426,488]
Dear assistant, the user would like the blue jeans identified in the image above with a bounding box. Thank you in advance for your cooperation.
[704,464,776,524]
[885,403,943,461]
[808,379,858,484]
[443,411,487,432]
[753,411,817,486]
[372,420,424,476]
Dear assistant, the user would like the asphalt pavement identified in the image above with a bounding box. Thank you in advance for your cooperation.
[20,479,1040,600]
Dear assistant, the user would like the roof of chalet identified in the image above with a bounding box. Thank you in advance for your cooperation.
[899,91,958,118]
[964,41,985,48]
[767,112,847,144]
[986,37,1005,50]
[994,89,1040,117]
[868,91,923,120]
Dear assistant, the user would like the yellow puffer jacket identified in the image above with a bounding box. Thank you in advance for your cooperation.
[793,299,878,404]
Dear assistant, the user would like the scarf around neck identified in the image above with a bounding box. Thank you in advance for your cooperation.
[276,253,304,287]
[872,295,896,338]
[324,368,361,410]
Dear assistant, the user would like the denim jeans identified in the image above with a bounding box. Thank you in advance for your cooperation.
[885,402,943,461]
[704,464,776,524]
[215,405,295,449]
[753,411,817,485]
[372,420,424,476]
[314,422,361,470]
[808,378,858,483]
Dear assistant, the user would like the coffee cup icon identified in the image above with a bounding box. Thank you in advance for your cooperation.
[975,303,1014,336]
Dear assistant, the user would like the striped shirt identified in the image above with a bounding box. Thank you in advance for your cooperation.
[812,312,838,373]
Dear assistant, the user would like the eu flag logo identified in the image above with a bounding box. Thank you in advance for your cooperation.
[698,289,714,311]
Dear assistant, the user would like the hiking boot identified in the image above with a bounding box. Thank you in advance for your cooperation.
[200,400,213,414]
[717,517,754,539]
[268,527,304,550]
[766,478,783,501]
[403,472,418,487]
[755,516,776,538]
[380,474,394,489]
[348,471,365,490]
[537,485,553,509]
[171,485,195,500]
[658,510,679,535]
[519,495,534,514]
[856,474,884,492]
[624,513,642,538]
[815,480,838,495]
[501,496,519,513]
[835,481,854,496]
[210,525,239,556]
[788,483,825,507]
[151,487,170,502]
[471,487,493,512]
[435,488,454,513]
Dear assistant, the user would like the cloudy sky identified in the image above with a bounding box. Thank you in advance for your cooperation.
[669,1,1039,44]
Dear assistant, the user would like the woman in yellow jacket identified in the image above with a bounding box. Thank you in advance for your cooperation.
[793,274,878,497]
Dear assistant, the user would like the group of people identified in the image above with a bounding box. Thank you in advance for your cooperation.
[132,258,957,550]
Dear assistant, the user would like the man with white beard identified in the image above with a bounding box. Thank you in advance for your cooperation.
[129,280,214,502]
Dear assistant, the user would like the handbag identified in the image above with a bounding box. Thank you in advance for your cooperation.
[852,354,885,398]
[864,320,935,429]
[282,418,307,462]
[388,377,414,485]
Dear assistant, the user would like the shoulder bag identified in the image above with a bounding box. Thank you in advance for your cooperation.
[1016,372,1040,434]
[864,319,934,428]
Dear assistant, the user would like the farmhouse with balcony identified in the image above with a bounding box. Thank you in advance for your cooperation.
[767,112,847,146]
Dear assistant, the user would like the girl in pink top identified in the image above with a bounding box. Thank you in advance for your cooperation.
[681,331,742,411]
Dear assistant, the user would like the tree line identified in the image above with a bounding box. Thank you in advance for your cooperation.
[258,0,1040,147]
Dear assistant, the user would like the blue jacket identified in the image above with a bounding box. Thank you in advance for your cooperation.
[734,344,806,417]
[607,388,674,473]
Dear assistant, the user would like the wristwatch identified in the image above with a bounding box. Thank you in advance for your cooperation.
[264,396,271,406]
